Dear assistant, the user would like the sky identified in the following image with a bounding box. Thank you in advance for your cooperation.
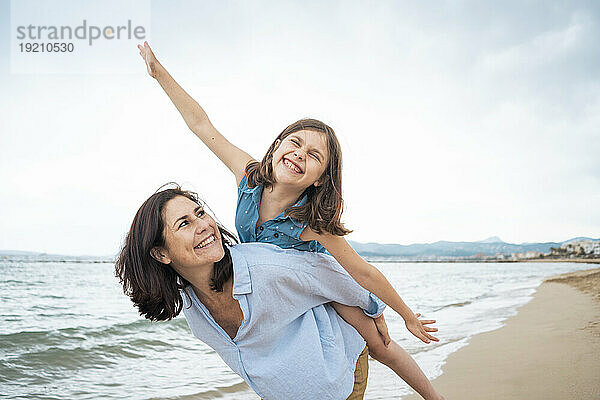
[0,0,598,256]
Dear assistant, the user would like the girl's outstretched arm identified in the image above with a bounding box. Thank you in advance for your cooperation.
[138,41,254,185]
[301,228,439,344]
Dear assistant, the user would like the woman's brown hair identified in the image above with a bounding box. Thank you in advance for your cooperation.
[245,118,351,236]
[115,184,238,322]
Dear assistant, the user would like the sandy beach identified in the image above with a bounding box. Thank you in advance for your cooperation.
[405,267,600,400]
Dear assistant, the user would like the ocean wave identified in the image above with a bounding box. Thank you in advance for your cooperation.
[431,300,473,311]
[29,304,72,311]
[39,294,66,300]
[1,279,26,285]
[409,335,470,356]
[10,345,120,370]
[0,319,188,354]
[85,318,189,338]
[0,330,70,350]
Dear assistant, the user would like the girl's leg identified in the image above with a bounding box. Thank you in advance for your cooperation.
[331,302,444,400]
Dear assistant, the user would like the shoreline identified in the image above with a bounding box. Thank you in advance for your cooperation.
[404,268,600,400]
[369,258,600,264]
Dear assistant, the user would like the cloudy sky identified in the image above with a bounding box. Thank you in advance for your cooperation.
[0,0,598,256]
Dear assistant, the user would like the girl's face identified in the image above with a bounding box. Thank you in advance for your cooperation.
[271,130,329,189]
[157,196,224,271]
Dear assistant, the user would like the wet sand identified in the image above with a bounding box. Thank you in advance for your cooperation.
[404,268,600,400]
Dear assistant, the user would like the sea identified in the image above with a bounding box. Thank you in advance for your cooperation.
[0,259,597,400]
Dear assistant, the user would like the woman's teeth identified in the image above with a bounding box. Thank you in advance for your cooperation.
[283,158,302,173]
[195,234,215,249]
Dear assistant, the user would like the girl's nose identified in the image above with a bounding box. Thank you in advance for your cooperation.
[293,150,304,160]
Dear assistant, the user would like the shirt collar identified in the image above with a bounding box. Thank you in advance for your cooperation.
[273,194,308,226]
[239,179,264,206]
[242,179,309,228]
[229,245,252,296]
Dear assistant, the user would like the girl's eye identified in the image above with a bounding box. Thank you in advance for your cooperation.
[310,152,320,161]
[290,139,299,146]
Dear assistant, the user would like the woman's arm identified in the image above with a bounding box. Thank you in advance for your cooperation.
[138,42,254,185]
[301,228,439,344]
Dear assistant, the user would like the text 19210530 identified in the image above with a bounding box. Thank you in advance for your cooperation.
[19,42,75,53]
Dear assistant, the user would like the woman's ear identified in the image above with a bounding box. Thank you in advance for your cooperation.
[150,247,171,265]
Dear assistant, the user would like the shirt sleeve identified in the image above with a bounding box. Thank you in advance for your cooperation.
[299,252,386,318]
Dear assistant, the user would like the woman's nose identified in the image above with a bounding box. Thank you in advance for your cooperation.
[193,216,210,232]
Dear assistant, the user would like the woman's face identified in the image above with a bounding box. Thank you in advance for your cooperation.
[271,129,329,188]
[158,196,224,270]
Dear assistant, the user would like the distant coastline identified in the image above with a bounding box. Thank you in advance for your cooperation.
[0,258,113,263]
[2,235,598,265]
[3,254,598,265]
[0,250,113,263]
[353,236,600,264]
[367,257,600,264]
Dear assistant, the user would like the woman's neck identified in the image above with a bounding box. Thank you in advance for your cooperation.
[192,277,234,306]
[176,262,220,300]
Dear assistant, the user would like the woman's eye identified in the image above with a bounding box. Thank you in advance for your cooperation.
[179,220,189,228]
[197,209,205,217]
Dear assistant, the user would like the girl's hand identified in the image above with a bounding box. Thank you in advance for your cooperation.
[137,41,160,79]
[406,313,439,344]
[374,314,391,347]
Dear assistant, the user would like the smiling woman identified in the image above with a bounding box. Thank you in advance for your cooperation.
[115,184,238,322]
[114,184,389,399]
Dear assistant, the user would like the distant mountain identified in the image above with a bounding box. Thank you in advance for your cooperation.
[349,237,599,260]
[0,250,40,256]
[3,235,599,262]
[476,236,505,243]
[561,237,599,244]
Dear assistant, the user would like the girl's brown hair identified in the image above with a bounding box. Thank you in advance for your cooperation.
[245,118,351,236]
[115,184,238,322]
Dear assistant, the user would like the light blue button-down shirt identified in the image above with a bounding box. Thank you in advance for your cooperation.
[181,243,386,400]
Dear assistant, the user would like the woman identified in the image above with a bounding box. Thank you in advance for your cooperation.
[115,184,386,399]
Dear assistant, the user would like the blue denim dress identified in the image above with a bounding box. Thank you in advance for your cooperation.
[235,175,326,253]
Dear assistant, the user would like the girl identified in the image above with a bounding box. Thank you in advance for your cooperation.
[138,41,444,400]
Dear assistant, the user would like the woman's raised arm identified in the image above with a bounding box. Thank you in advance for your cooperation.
[138,41,254,184]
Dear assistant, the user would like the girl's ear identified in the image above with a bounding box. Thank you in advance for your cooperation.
[273,139,281,149]
[314,173,328,187]
[150,247,171,265]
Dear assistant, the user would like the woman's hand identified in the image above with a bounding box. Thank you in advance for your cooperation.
[406,313,439,344]
[373,314,391,347]
[137,41,160,79]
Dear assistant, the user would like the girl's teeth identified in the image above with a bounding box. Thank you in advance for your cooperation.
[284,159,301,173]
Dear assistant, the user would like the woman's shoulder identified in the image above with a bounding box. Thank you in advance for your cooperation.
[231,242,330,268]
